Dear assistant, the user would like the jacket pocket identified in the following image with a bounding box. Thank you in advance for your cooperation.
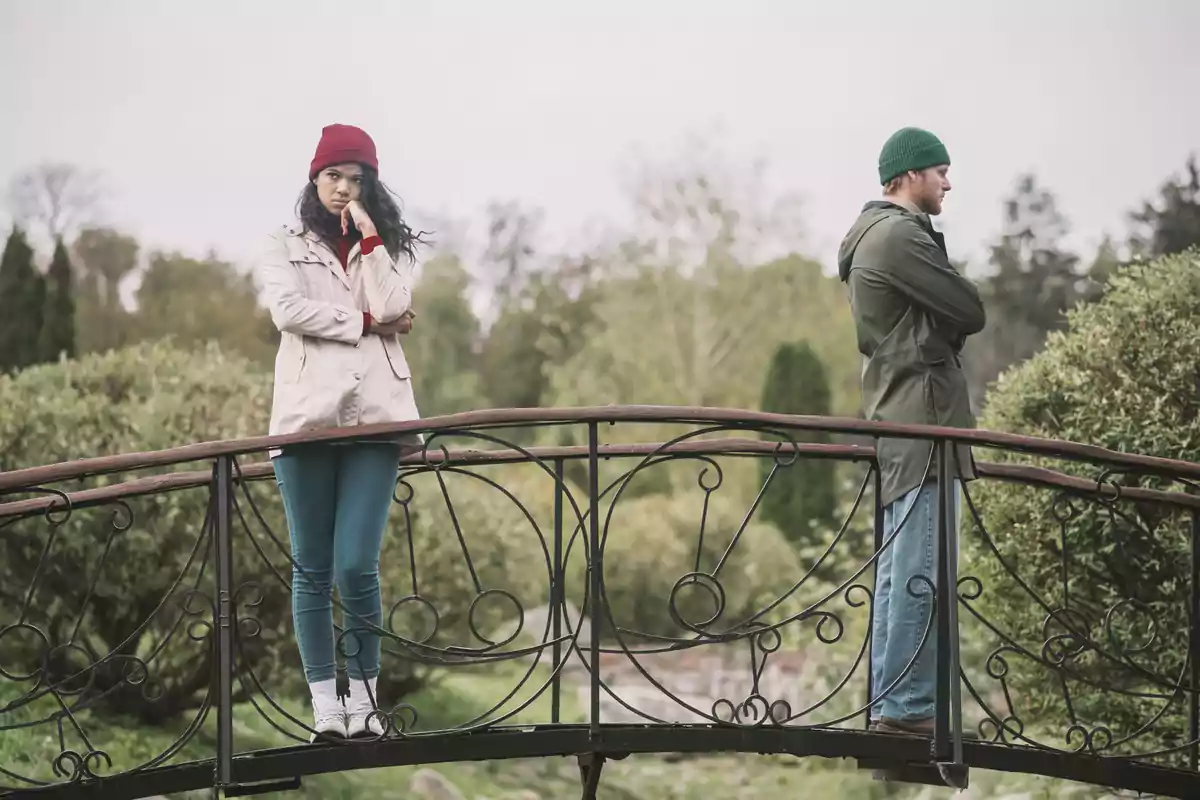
[923,364,972,428]
[917,339,954,368]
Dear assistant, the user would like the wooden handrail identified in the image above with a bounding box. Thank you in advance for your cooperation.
[2,437,1196,521]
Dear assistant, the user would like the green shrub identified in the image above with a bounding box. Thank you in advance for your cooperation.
[0,341,285,724]
[969,249,1200,757]
[0,343,550,727]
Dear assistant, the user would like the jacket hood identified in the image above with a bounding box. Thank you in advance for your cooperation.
[837,201,903,282]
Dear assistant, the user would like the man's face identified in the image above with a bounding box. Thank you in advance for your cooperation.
[912,165,951,216]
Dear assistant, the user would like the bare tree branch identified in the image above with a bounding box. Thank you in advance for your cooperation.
[6,162,104,248]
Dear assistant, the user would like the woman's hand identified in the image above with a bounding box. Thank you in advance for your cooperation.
[368,309,415,336]
[341,200,377,238]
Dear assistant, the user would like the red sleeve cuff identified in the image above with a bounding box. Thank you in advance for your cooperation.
[361,235,384,256]
[362,312,372,335]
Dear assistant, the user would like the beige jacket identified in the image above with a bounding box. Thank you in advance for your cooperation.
[257,221,421,448]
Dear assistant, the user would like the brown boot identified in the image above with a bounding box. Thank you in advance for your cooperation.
[877,716,978,739]
[876,716,933,735]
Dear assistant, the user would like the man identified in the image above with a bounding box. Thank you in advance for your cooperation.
[837,127,986,735]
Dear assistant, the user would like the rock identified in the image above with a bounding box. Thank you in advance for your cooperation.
[409,768,466,800]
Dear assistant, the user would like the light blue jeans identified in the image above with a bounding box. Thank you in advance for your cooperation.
[275,444,401,684]
[870,480,961,723]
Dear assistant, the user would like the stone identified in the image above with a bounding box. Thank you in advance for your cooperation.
[409,768,466,800]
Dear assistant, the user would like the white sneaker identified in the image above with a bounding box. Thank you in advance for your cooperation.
[308,678,347,742]
[346,676,386,738]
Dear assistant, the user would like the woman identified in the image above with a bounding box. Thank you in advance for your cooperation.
[258,123,425,741]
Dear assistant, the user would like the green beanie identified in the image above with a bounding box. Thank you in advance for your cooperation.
[877,127,950,185]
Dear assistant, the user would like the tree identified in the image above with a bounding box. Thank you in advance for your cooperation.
[1081,233,1122,303]
[473,199,603,421]
[757,342,837,548]
[479,260,599,414]
[545,253,860,425]
[129,250,277,366]
[37,239,76,362]
[544,150,859,423]
[0,226,46,373]
[966,174,1087,404]
[1129,154,1200,259]
[7,162,102,251]
[971,248,1200,758]
[403,252,483,417]
[482,200,543,304]
[73,226,139,353]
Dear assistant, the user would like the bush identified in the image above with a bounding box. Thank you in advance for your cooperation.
[970,249,1200,755]
[383,462,552,657]
[585,489,805,641]
[0,341,283,723]
[0,343,576,727]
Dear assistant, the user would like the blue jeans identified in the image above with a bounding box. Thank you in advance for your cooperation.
[274,444,400,684]
[870,480,961,722]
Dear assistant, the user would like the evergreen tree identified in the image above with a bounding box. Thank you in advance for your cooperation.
[37,238,76,362]
[757,341,837,548]
[1129,154,1200,259]
[0,226,46,373]
[966,173,1086,401]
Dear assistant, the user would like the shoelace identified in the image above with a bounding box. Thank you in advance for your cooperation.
[314,707,345,727]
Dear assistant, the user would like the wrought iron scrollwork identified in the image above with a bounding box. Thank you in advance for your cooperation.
[1,409,1199,799]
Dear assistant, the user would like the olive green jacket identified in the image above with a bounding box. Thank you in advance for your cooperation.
[837,201,986,507]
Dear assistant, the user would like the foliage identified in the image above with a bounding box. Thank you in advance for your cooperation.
[547,254,859,424]
[73,226,139,354]
[970,248,1200,756]
[965,174,1090,403]
[543,146,859,437]
[129,250,278,366]
[577,489,805,642]
[37,238,76,362]
[0,226,46,373]
[757,341,837,549]
[383,462,552,657]
[0,342,281,722]
[1129,154,1200,259]
[479,266,599,414]
[402,253,482,417]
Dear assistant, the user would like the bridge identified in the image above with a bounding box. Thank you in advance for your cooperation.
[2,406,1199,799]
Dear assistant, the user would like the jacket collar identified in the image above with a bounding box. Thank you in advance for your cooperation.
[859,201,946,255]
[283,219,355,289]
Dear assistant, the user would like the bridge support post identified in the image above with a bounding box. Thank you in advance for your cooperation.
[577,753,605,799]
[551,457,564,724]
[1190,508,1200,771]
[933,441,966,789]
[213,456,236,793]
[587,423,601,738]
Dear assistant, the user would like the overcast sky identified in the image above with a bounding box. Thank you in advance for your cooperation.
[2,0,1197,279]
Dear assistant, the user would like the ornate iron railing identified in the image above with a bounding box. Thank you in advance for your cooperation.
[1,406,1199,799]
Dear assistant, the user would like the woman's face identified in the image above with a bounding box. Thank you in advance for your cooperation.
[313,162,364,216]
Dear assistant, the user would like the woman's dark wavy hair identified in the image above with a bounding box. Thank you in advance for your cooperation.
[296,166,429,262]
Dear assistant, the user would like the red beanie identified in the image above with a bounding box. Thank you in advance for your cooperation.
[308,124,379,179]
